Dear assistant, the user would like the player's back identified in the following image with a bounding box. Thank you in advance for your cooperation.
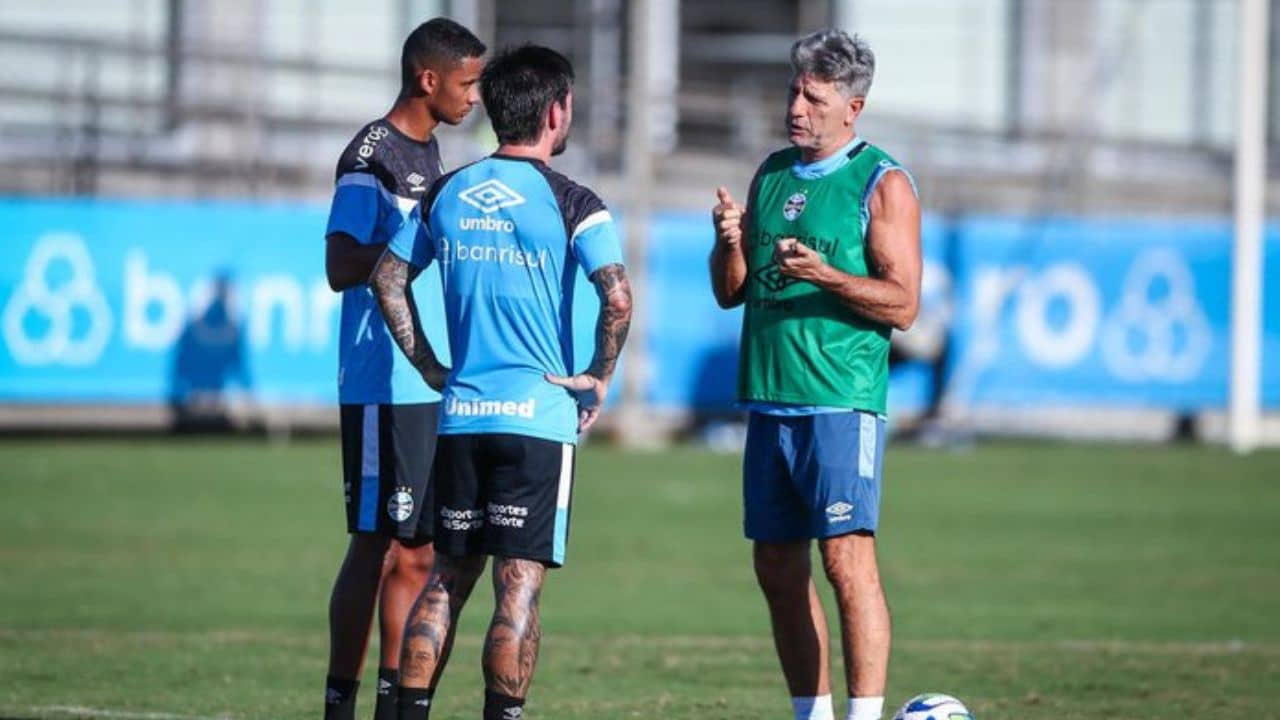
[421,154,619,444]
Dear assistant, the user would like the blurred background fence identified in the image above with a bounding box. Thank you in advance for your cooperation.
[0,0,1277,443]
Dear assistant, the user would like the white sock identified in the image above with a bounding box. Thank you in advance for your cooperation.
[792,695,835,720]
[846,696,885,720]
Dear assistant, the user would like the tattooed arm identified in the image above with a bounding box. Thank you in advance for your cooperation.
[545,263,633,432]
[370,250,449,390]
[585,263,633,380]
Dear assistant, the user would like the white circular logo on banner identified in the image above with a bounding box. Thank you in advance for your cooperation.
[1101,248,1211,382]
[2,232,113,366]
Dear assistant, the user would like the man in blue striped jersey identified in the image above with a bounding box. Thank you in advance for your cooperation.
[322,18,484,720]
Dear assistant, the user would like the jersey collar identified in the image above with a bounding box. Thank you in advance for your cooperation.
[791,135,863,180]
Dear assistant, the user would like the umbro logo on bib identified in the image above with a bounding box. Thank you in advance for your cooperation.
[754,263,799,293]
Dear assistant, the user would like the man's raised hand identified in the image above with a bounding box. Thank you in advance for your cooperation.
[712,186,745,247]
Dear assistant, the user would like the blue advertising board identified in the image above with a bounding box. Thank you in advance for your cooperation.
[0,199,598,406]
[946,217,1280,410]
[0,198,1276,412]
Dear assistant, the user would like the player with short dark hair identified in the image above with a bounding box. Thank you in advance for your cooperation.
[370,44,632,720]
[322,17,484,720]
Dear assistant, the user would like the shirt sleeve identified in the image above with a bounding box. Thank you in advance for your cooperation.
[325,173,384,244]
[387,203,436,269]
[571,208,624,276]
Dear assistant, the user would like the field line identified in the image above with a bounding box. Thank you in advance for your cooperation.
[11,705,235,720]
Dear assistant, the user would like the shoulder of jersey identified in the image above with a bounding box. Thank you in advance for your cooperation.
[534,162,608,217]
[759,146,800,175]
[336,121,401,180]
[422,158,487,213]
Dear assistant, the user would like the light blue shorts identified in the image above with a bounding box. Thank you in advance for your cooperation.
[743,410,886,542]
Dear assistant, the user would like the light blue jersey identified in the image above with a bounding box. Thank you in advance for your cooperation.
[325,119,450,405]
[389,155,623,444]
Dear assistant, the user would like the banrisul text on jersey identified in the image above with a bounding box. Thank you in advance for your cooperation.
[388,154,623,445]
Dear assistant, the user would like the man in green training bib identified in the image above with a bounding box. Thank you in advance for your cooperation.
[709,29,922,720]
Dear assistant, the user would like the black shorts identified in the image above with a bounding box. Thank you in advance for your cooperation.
[339,402,439,544]
[434,433,576,567]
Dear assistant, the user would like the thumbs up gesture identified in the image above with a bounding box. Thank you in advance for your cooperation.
[712,186,745,247]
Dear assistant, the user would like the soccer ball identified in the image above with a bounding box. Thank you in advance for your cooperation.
[892,693,974,720]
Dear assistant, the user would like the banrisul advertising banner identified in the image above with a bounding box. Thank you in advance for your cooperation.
[0,199,344,404]
[945,217,1280,410]
[0,199,1276,411]
[0,199,604,407]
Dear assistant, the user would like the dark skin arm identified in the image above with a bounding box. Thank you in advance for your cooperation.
[773,171,921,330]
[325,232,387,292]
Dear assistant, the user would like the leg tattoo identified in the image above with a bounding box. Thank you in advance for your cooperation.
[398,553,485,689]
[482,558,547,698]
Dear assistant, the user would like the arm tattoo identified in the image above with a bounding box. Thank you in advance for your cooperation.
[371,252,436,373]
[586,263,633,380]
[482,558,546,698]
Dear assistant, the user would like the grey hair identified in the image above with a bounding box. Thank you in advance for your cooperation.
[790,29,875,98]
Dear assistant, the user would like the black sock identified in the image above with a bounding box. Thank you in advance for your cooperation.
[482,690,525,720]
[373,667,399,720]
[323,675,359,720]
[397,686,434,720]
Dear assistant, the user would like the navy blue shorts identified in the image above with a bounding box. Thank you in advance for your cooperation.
[743,411,886,542]
[433,433,576,568]
[339,402,438,544]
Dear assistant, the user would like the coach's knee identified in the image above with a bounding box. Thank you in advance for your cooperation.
[753,542,811,599]
[819,533,881,590]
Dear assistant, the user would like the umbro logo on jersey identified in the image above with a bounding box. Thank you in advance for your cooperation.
[458,179,526,214]
[406,172,427,192]
[825,501,854,522]
[503,708,523,720]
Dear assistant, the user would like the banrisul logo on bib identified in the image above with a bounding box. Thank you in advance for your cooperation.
[782,192,807,221]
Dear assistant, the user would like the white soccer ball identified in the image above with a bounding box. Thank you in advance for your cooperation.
[892,693,974,720]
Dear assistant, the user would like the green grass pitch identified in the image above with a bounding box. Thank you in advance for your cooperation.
[1,437,1278,719]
